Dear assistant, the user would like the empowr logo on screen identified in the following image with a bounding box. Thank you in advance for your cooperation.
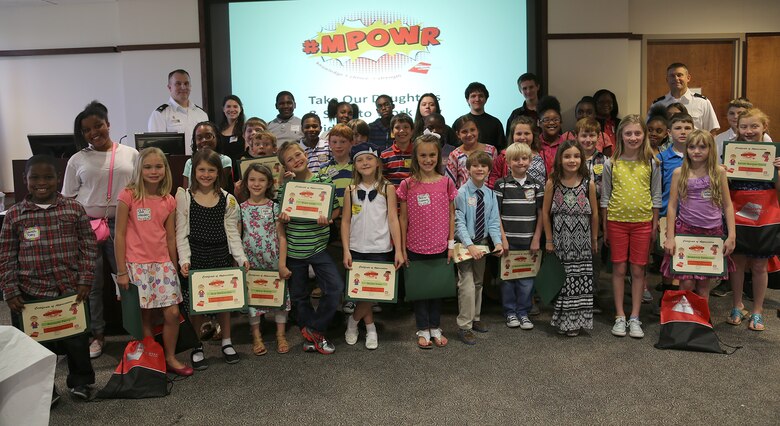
[302,13,441,79]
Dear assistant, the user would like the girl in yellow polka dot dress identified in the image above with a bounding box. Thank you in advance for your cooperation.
[600,115,662,339]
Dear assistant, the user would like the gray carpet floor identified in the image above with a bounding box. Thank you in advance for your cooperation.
[3,271,778,425]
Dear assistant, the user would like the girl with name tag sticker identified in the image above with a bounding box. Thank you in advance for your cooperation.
[115,147,192,376]
[398,134,458,349]
[662,130,736,300]
[341,143,404,350]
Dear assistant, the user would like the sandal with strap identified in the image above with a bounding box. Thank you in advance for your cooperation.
[430,328,448,347]
[748,314,765,331]
[726,307,748,325]
[276,333,289,354]
[252,336,267,356]
[416,330,432,349]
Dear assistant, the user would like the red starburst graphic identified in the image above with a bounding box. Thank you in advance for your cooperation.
[302,40,319,54]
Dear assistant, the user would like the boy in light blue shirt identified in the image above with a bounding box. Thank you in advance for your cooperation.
[454,151,504,345]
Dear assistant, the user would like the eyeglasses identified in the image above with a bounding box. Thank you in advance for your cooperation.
[540,117,561,124]
[196,133,216,141]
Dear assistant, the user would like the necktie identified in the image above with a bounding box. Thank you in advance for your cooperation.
[475,189,485,241]
[357,189,377,202]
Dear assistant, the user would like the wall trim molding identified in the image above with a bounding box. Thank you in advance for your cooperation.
[546,32,642,40]
[0,42,200,57]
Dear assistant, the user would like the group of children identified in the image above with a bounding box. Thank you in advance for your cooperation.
[1,95,778,403]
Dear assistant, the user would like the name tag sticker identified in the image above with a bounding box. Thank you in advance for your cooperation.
[291,125,301,133]
[417,193,431,206]
[229,136,238,144]
[702,189,712,200]
[525,189,535,199]
[24,227,40,241]
[136,208,152,221]
[467,196,477,206]
[352,203,362,215]
[404,159,412,168]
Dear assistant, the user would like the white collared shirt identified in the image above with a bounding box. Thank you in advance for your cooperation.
[650,89,720,132]
[147,96,209,155]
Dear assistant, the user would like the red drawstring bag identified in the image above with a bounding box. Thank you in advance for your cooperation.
[730,188,780,255]
[655,290,724,354]
[97,336,169,399]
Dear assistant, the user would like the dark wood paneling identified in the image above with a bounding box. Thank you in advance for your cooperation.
[745,35,780,129]
[647,40,736,130]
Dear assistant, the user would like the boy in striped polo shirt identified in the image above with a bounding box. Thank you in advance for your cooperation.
[380,113,415,187]
[277,142,342,354]
[494,143,544,330]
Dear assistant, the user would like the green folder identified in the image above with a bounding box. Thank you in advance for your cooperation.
[118,283,144,340]
[403,258,456,301]
[536,253,565,305]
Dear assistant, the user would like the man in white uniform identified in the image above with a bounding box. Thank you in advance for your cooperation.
[650,63,720,134]
[148,69,209,155]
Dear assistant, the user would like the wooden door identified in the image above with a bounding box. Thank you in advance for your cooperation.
[746,34,780,132]
[647,40,737,131]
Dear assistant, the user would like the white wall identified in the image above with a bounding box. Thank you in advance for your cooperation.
[0,0,200,193]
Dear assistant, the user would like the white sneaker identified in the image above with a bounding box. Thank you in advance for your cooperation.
[345,327,358,345]
[342,301,356,314]
[506,315,521,328]
[627,318,644,338]
[611,317,627,337]
[519,316,534,330]
[365,332,378,350]
[89,339,103,359]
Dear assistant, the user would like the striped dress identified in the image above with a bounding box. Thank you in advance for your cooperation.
[550,178,594,332]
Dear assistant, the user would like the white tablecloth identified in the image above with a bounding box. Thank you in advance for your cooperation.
[0,325,55,426]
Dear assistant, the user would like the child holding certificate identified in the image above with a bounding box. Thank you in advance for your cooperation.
[600,115,662,339]
[454,151,504,345]
[115,148,192,376]
[495,143,544,330]
[0,155,97,401]
[239,164,291,356]
[398,134,458,349]
[726,109,780,331]
[340,144,404,349]
[662,130,736,298]
[276,142,342,354]
[176,149,249,368]
[542,140,599,337]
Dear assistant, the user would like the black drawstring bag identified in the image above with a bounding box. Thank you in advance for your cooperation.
[655,290,727,354]
[96,337,170,399]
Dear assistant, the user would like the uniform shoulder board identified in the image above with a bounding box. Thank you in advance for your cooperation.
[652,95,665,104]
[156,104,168,112]
[693,92,708,100]
[194,104,205,111]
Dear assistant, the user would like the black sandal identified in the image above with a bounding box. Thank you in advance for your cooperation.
[221,344,240,364]
[190,346,208,371]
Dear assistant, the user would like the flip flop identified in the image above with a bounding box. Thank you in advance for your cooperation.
[416,331,432,349]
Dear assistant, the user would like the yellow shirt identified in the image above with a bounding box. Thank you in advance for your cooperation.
[607,159,653,222]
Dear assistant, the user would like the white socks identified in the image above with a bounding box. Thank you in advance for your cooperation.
[347,315,360,331]
[192,345,204,362]
[365,323,377,335]
[221,338,236,355]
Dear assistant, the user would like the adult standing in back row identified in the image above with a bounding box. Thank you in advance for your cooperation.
[148,69,209,156]
[650,63,719,134]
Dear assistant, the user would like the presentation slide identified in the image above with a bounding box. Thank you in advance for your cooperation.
[229,0,528,130]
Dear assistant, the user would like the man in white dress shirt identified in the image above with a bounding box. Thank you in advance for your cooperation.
[148,69,209,155]
[650,63,719,135]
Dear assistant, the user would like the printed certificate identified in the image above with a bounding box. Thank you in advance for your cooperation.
[280,181,334,221]
[239,155,284,188]
[452,243,491,263]
[500,250,542,279]
[189,267,247,313]
[21,294,89,343]
[723,142,780,182]
[246,270,286,308]
[670,235,726,277]
[345,261,398,303]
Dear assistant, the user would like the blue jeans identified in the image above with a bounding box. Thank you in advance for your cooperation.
[287,250,344,333]
[413,299,442,330]
[501,277,534,318]
[89,217,117,336]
